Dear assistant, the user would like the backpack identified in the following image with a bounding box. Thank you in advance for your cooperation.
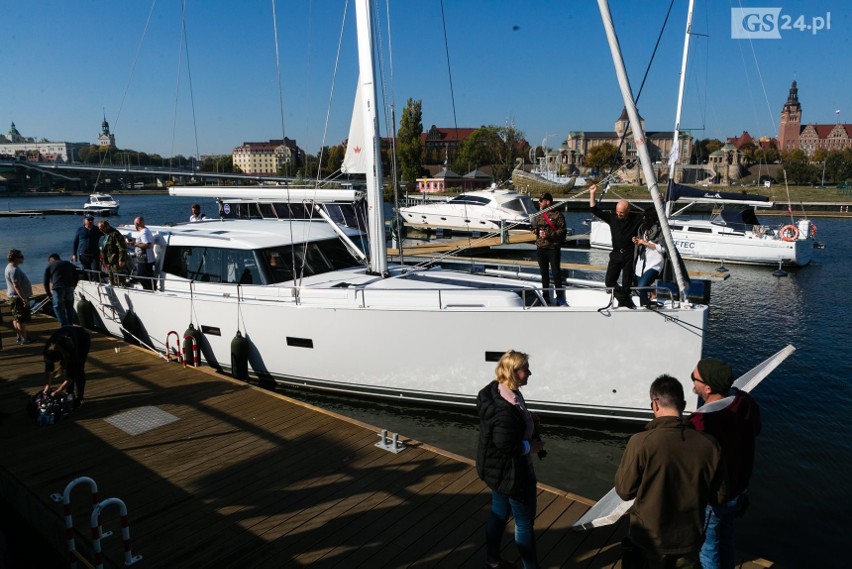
[27,392,73,426]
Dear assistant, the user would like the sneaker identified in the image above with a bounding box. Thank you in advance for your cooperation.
[555,299,567,307]
[18,338,34,345]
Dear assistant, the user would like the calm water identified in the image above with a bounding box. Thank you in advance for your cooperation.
[1,194,848,567]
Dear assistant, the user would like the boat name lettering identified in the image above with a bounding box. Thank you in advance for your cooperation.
[673,240,696,249]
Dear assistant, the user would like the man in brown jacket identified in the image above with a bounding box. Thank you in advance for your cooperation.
[615,375,726,568]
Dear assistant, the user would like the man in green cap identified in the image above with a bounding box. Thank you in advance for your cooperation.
[689,358,762,569]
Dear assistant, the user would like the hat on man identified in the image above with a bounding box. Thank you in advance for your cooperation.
[84,214,94,220]
[696,358,734,394]
[539,192,553,202]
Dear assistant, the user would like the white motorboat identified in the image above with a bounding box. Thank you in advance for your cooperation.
[590,184,815,267]
[74,0,708,422]
[83,193,120,215]
[398,186,536,233]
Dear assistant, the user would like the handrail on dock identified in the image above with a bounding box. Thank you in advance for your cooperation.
[90,498,142,569]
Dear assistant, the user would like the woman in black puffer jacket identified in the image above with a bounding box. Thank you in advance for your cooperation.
[476,349,543,569]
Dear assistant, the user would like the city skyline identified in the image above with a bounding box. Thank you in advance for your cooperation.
[3,1,848,158]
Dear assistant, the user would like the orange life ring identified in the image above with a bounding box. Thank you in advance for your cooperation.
[780,225,798,242]
[810,224,817,237]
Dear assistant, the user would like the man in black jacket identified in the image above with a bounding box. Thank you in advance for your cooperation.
[72,215,101,280]
[44,253,79,327]
[590,184,643,307]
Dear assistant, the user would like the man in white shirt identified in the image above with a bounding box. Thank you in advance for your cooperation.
[127,217,156,290]
[190,203,207,222]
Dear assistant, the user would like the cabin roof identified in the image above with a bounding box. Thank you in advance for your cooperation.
[131,219,355,249]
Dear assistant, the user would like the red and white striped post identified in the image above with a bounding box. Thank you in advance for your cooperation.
[90,497,142,569]
[165,330,182,363]
[51,476,100,569]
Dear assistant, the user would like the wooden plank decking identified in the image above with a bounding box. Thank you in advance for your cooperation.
[0,307,771,568]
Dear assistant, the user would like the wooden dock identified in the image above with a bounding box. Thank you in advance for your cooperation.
[0,308,770,568]
[388,235,730,282]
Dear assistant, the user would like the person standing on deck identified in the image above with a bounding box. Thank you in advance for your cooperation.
[531,192,567,306]
[189,203,207,222]
[43,253,78,327]
[615,374,726,568]
[98,220,127,286]
[689,358,762,569]
[72,214,101,280]
[476,349,544,569]
[5,248,34,345]
[589,184,643,308]
[632,208,666,307]
[127,216,156,290]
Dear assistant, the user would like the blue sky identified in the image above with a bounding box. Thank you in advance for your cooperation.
[2,1,848,158]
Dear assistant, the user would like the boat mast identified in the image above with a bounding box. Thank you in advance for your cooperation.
[354,0,388,276]
[597,0,690,301]
[665,0,695,219]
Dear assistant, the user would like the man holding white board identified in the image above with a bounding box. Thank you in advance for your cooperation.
[689,358,762,569]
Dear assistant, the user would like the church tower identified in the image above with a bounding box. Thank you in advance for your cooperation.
[778,80,802,151]
[98,113,116,148]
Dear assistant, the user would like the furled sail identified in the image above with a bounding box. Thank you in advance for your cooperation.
[341,79,367,174]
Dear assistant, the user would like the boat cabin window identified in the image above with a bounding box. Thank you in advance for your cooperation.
[448,195,491,206]
[220,200,367,229]
[259,237,364,283]
[669,225,684,231]
[163,246,261,284]
[502,197,534,215]
[687,226,713,233]
[163,237,365,284]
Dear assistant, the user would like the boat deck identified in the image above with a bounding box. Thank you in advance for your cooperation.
[0,307,770,568]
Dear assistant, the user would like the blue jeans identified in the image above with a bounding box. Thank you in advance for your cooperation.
[635,268,660,306]
[485,473,539,568]
[52,287,76,327]
[700,495,743,569]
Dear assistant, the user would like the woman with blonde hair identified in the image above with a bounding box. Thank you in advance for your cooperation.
[476,349,544,569]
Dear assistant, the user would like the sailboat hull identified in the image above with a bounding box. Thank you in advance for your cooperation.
[78,277,706,422]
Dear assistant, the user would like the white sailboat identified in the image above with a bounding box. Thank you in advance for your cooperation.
[75,0,708,422]
[590,0,815,268]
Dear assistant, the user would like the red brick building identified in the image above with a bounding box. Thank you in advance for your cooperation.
[778,80,852,156]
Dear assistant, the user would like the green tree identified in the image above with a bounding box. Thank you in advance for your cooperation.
[705,139,724,154]
[584,143,620,173]
[453,124,527,182]
[781,149,815,184]
[327,145,345,174]
[811,147,828,164]
[738,141,758,165]
[397,99,423,188]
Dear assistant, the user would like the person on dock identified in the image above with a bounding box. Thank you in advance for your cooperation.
[615,374,726,568]
[589,184,643,308]
[43,253,78,327]
[98,219,127,286]
[72,214,101,281]
[532,192,567,306]
[476,349,544,569]
[5,248,34,345]
[42,325,91,408]
[689,358,762,569]
[127,216,155,290]
[632,208,666,307]
[189,203,207,222]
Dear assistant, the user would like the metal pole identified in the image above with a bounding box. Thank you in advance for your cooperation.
[597,0,690,301]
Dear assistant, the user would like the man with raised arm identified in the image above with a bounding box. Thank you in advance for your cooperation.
[589,184,643,307]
